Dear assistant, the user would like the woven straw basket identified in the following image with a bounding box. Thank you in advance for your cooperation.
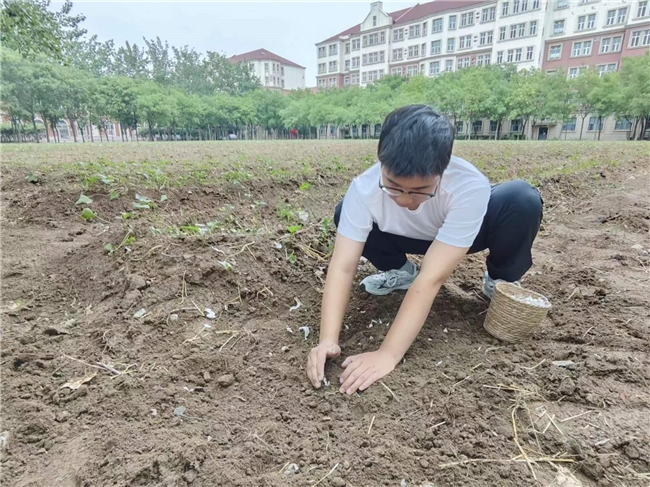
[484,282,551,343]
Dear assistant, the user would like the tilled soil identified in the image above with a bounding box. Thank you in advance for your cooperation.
[1,142,649,487]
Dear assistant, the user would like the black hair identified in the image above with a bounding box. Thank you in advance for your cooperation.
[378,105,454,178]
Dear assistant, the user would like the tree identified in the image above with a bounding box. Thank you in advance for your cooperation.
[114,41,148,79]
[619,53,650,140]
[571,68,600,140]
[1,0,86,61]
[144,36,172,85]
[589,72,621,140]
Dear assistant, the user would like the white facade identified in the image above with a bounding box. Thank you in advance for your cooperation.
[230,49,306,90]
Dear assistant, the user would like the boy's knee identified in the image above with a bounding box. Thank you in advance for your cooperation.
[334,200,343,228]
[506,181,543,218]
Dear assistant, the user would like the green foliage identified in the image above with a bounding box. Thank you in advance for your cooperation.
[75,194,92,205]
[287,225,302,234]
[298,182,312,191]
[80,207,95,220]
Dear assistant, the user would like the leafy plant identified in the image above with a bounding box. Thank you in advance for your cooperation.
[287,225,302,234]
[104,243,115,255]
[287,252,297,264]
[110,190,120,200]
[133,193,156,209]
[25,173,40,183]
[75,194,93,205]
[160,194,168,202]
[299,182,312,191]
[80,208,96,221]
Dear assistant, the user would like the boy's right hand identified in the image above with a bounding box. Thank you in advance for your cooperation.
[307,340,341,388]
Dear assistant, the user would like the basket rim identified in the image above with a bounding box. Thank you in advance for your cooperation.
[494,282,551,309]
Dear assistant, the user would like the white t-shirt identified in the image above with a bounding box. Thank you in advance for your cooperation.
[337,156,491,248]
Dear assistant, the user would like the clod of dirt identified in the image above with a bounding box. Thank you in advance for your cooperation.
[282,463,299,475]
[552,360,576,368]
[331,477,346,487]
[128,275,148,290]
[43,326,70,336]
[217,374,235,387]
[580,459,605,480]
[281,346,290,353]
[558,378,576,396]
[183,469,198,483]
[203,371,211,382]
[55,411,70,423]
[419,458,429,468]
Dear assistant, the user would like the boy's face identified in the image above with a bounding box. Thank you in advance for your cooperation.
[380,168,440,211]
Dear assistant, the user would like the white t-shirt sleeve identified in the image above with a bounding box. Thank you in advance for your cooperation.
[435,183,490,248]
[337,180,374,242]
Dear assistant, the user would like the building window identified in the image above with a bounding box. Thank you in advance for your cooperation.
[345,43,350,54]
[373,15,377,26]
[409,24,421,38]
[391,67,403,76]
[456,121,464,133]
[518,23,525,37]
[430,61,440,75]
[281,79,285,88]
[480,31,493,45]
[587,13,596,29]
[351,57,360,68]
[406,65,419,76]
[473,120,483,134]
[510,119,522,133]
[329,61,338,72]
[422,21,428,36]
[597,63,617,76]
[510,25,517,39]
[515,47,523,62]
[630,29,650,47]
[345,60,350,70]
[513,0,521,13]
[587,116,602,131]
[490,120,498,133]
[449,15,457,29]
[457,57,470,69]
[393,29,404,42]
[499,26,506,41]
[611,36,622,51]
[445,59,453,71]
[459,35,472,49]
[572,40,592,57]
[329,77,337,87]
[392,48,403,61]
[447,38,455,52]
[557,0,568,7]
[533,0,540,9]
[529,20,537,36]
[351,73,360,84]
[318,63,326,74]
[318,47,326,58]
[607,7,627,25]
[432,18,443,32]
[549,45,561,60]
[362,72,367,83]
[477,53,491,65]
[352,38,360,50]
[329,44,338,56]
[600,37,611,53]
[618,7,627,23]
[553,20,565,35]
[482,6,496,21]
[344,76,350,86]
[502,1,509,16]
[507,49,514,62]
[638,1,648,17]
[497,50,504,63]
[460,12,475,27]
[615,118,632,130]
[568,67,585,78]
[526,46,534,60]
[577,15,585,30]
[431,40,441,54]
[562,118,576,131]
[408,45,420,58]
[318,79,326,88]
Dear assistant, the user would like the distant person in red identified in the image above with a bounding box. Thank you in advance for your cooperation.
[290,128,298,139]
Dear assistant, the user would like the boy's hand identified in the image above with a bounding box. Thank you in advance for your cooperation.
[307,340,341,388]
[339,350,396,395]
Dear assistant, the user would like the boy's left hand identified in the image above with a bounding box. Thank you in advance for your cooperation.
[339,350,397,394]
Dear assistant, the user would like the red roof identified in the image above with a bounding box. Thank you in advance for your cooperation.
[318,0,490,44]
[228,48,305,69]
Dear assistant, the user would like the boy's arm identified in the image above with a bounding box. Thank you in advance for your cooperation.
[307,233,364,388]
[339,240,468,394]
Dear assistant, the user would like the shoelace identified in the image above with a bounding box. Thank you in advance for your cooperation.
[381,269,402,288]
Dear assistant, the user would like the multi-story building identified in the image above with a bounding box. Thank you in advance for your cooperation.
[316,0,649,140]
[229,48,306,90]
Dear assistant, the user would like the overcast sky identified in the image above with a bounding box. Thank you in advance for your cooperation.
[63,1,415,86]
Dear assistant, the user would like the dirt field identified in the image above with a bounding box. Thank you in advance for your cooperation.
[1,141,649,487]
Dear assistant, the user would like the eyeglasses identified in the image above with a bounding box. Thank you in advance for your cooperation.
[378,173,441,200]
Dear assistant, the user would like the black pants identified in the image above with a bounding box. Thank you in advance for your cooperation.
[334,180,543,282]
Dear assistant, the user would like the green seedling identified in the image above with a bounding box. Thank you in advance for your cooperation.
[287,225,302,234]
[76,195,93,205]
[287,252,297,264]
[26,173,40,183]
[110,190,120,200]
[80,208,96,221]
[299,182,312,191]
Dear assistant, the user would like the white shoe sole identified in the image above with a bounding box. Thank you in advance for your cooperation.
[361,281,413,296]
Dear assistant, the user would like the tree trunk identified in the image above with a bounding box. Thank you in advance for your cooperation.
[68,116,78,143]
[44,120,51,143]
[31,115,40,143]
[148,117,154,141]
[597,116,603,141]
[80,125,85,143]
[578,114,587,140]
[89,116,94,142]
